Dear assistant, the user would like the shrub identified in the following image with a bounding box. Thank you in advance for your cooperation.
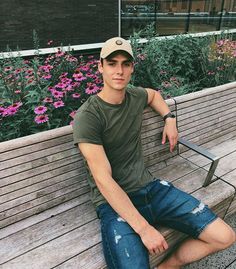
[0,49,102,141]
[0,30,235,141]
[130,28,236,98]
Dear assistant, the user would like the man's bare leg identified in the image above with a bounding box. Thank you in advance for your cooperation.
[157,218,236,269]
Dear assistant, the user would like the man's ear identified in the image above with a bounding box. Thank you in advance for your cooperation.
[131,62,134,74]
[98,60,103,74]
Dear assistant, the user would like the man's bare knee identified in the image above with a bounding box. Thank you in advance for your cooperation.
[200,218,236,250]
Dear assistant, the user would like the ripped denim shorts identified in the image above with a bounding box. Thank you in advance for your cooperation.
[96,179,218,269]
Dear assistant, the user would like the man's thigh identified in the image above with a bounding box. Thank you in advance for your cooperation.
[148,179,218,239]
[97,203,150,269]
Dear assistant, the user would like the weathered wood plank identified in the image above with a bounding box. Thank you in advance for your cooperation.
[179,120,236,147]
[177,102,236,131]
[0,178,88,213]
[0,147,80,178]
[0,189,90,228]
[176,91,236,117]
[180,134,236,167]
[0,201,96,264]
[0,155,81,187]
[174,82,236,109]
[0,134,73,162]
[0,183,89,221]
[55,243,106,269]
[0,196,91,240]
[204,151,236,178]
[0,219,101,269]
[0,141,78,172]
[0,162,85,194]
[0,125,73,153]
[0,170,86,204]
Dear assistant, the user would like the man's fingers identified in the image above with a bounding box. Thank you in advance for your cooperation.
[163,239,169,250]
[162,132,166,145]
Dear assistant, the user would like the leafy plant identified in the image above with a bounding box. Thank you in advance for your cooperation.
[0,48,102,141]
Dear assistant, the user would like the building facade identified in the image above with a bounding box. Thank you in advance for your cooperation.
[0,0,235,52]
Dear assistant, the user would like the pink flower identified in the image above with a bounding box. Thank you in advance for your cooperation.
[85,85,99,94]
[51,90,64,99]
[207,71,215,75]
[11,102,22,109]
[70,120,74,126]
[160,70,167,75]
[39,65,53,73]
[26,69,33,75]
[161,81,172,88]
[73,73,86,81]
[69,111,77,118]
[6,107,18,115]
[42,74,52,80]
[72,93,81,98]
[0,107,5,115]
[137,53,146,60]
[55,82,67,89]
[56,50,65,57]
[59,73,68,79]
[14,69,22,74]
[53,100,64,108]
[34,114,49,124]
[4,66,13,72]
[47,40,53,45]
[34,106,47,114]
[43,97,53,103]
[65,85,73,91]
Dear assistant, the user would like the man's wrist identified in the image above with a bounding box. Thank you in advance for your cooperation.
[134,219,151,236]
[163,112,176,122]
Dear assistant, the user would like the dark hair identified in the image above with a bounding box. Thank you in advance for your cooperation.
[100,50,133,66]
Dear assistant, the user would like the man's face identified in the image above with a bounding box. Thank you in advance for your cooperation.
[98,53,134,92]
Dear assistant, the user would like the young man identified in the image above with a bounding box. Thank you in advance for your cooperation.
[73,37,235,269]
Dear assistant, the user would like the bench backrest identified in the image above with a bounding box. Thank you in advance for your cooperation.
[0,99,176,228]
[174,82,236,151]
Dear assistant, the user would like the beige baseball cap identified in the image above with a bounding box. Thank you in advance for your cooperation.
[100,37,134,59]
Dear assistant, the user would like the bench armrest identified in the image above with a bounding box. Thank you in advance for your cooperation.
[178,137,220,187]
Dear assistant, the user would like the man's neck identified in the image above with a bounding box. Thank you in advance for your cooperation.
[97,87,126,105]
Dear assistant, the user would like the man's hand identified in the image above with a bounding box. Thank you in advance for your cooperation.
[162,118,178,152]
[139,224,169,255]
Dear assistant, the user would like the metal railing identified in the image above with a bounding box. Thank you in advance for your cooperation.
[1,29,236,59]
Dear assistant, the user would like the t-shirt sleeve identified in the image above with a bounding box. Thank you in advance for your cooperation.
[73,110,103,145]
[128,86,149,109]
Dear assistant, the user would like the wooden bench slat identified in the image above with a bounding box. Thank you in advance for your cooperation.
[204,151,236,178]
[0,162,84,194]
[0,170,85,204]
[178,99,236,130]
[0,141,78,172]
[174,82,236,109]
[0,156,81,187]
[0,190,90,228]
[0,178,88,213]
[0,134,73,162]
[176,90,236,116]
[0,202,98,266]
[0,182,89,221]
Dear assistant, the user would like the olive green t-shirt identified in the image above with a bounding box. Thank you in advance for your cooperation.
[73,86,155,207]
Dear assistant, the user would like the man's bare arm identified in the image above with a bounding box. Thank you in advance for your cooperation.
[79,142,168,254]
[146,88,178,152]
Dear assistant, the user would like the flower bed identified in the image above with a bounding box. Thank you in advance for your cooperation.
[0,33,235,141]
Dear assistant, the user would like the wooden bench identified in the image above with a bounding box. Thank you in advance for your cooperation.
[0,82,236,269]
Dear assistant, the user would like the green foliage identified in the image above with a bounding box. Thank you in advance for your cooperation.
[0,49,102,142]
[0,28,235,141]
[130,29,236,99]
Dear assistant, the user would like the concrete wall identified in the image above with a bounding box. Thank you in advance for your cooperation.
[0,0,118,52]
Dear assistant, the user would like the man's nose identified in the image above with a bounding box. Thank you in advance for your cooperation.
[116,64,123,74]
